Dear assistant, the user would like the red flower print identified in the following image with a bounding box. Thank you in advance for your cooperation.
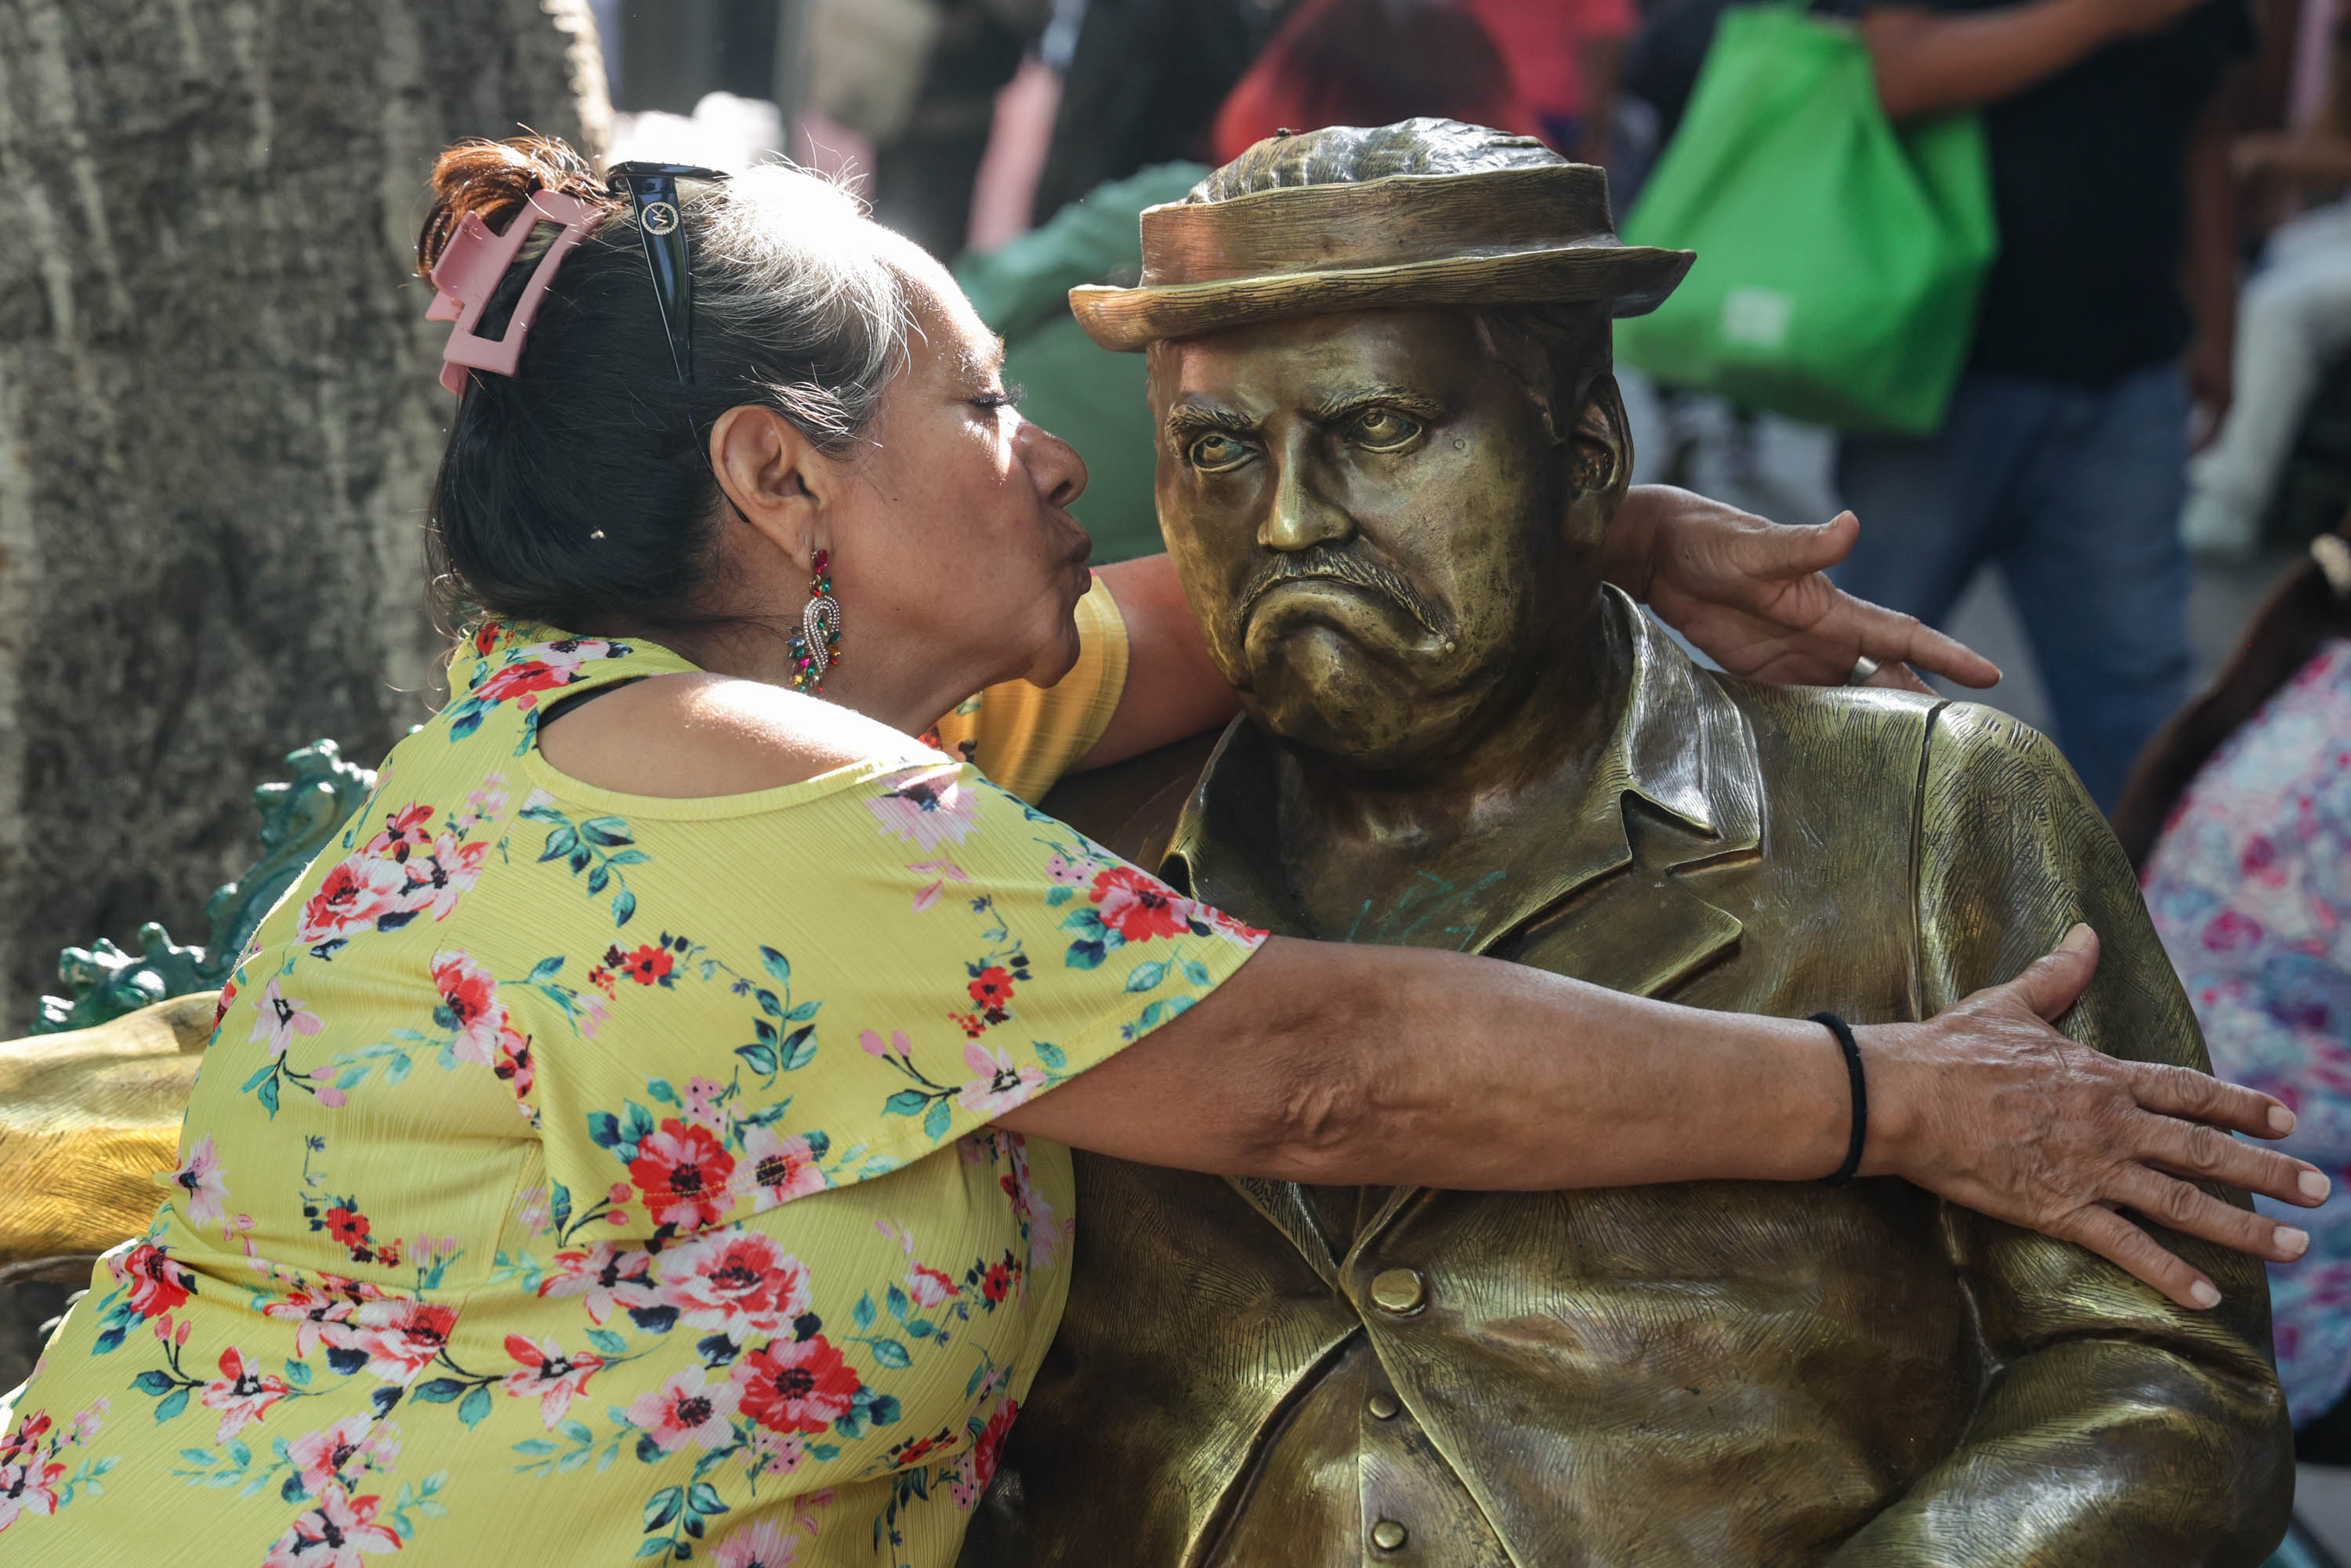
[588,965,618,998]
[629,1120,738,1229]
[212,977,239,1031]
[971,1396,1020,1494]
[429,950,507,1066]
[980,1256,1017,1304]
[324,1206,371,1251]
[348,1298,457,1383]
[948,1012,987,1039]
[890,1428,959,1469]
[740,1125,827,1212]
[906,1263,957,1309]
[494,1027,535,1101]
[297,854,412,946]
[501,1334,606,1429]
[111,1241,194,1319]
[967,966,1016,1011]
[538,1242,659,1327]
[261,1481,401,1567]
[655,1229,812,1341]
[363,803,436,860]
[618,945,674,986]
[473,622,500,658]
[732,1334,863,1436]
[1089,866,1196,943]
[625,1365,742,1454]
[263,1287,360,1359]
[0,1413,49,1467]
[201,1345,295,1442]
[473,657,571,706]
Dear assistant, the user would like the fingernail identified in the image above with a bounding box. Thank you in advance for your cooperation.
[2300,1168,2330,1202]
[2277,1226,2312,1260]
[2271,1104,2299,1135]
[2189,1280,2222,1309]
[2060,923,2096,954]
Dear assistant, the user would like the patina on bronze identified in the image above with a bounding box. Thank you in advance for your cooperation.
[981,120,2291,1566]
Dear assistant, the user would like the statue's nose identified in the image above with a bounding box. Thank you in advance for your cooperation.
[1259,449,1353,553]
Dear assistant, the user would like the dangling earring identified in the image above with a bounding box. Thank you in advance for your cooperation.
[788,549,842,693]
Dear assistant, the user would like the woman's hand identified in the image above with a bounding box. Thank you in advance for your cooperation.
[1610,487,2001,694]
[1858,925,2327,1310]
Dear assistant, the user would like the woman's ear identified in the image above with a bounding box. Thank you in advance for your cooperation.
[710,405,828,568]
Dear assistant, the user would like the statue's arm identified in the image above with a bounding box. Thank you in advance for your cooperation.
[1828,703,2292,1567]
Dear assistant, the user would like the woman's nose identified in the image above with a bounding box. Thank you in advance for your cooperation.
[1017,420,1089,511]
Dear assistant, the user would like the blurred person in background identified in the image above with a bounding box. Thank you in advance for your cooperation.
[1824,0,2254,812]
[2117,520,2351,1462]
[1212,0,1538,160]
[1459,0,1638,165]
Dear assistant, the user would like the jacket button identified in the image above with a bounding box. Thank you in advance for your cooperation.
[1367,1392,1402,1420]
[1368,1267,1427,1314]
[1371,1519,1409,1552]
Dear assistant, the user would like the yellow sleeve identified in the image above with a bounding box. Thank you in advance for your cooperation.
[527,759,1266,1234]
[932,574,1129,802]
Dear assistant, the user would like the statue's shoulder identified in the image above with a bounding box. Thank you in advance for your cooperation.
[1708,672,1942,784]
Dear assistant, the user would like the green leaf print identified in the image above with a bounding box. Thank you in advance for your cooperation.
[458,1385,493,1426]
[1125,961,1167,993]
[882,1091,931,1117]
[153,1388,189,1424]
[759,947,792,984]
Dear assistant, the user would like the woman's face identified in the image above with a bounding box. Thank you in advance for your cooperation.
[826,244,1095,704]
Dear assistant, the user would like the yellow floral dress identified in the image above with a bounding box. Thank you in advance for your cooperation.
[0,581,1262,1567]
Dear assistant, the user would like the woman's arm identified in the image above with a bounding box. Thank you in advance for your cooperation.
[1859,0,2203,121]
[1080,490,2000,767]
[998,926,2327,1312]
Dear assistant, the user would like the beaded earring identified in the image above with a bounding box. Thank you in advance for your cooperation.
[788,549,842,693]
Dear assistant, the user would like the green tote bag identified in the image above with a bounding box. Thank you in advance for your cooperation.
[1614,2,1997,436]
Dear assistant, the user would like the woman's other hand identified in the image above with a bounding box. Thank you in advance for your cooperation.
[1860,925,2328,1310]
[1610,486,2001,694]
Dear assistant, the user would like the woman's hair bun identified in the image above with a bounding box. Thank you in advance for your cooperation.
[417,135,614,280]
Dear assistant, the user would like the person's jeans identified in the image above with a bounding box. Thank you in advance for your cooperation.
[1833,364,2193,813]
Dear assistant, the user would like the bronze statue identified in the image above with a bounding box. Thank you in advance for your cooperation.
[981,120,2291,1565]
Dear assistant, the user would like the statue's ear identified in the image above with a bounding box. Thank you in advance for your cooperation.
[1567,374,1631,502]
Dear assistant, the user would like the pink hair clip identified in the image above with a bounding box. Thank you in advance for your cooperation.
[425,187,602,396]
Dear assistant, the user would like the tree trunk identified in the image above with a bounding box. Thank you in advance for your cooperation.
[0,0,611,1030]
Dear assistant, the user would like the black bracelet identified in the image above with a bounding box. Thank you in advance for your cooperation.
[1812,1011,1867,1188]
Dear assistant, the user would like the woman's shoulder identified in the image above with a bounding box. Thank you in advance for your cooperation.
[536,672,933,798]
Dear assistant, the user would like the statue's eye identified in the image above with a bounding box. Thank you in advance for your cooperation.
[1346,408,1424,452]
[1186,433,1252,473]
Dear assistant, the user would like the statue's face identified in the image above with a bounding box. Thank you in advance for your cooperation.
[1150,308,1621,772]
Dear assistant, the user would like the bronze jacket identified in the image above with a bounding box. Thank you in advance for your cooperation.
[981,599,2291,1568]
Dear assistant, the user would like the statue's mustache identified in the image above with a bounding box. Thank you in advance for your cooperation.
[1237,549,1441,636]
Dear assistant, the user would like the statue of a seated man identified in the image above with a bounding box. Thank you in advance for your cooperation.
[978,121,2291,1566]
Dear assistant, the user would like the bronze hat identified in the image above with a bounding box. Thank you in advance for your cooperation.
[1070,119,1694,353]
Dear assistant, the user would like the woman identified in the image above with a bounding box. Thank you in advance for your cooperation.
[2120,518,2351,1461]
[0,139,2318,1567]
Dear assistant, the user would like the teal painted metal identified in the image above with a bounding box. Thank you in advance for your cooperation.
[32,739,375,1034]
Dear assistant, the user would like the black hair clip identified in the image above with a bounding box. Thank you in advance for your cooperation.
[605,161,731,383]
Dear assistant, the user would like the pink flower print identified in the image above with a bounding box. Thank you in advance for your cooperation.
[285,1413,394,1494]
[683,1075,730,1132]
[429,950,507,1065]
[654,1229,812,1342]
[949,1396,1022,1511]
[500,1335,606,1429]
[740,1124,828,1212]
[1088,865,1197,943]
[263,1287,360,1359]
[867,769,979,852]
[1042,853,1089,887]
[493,1027,535,1104]
[712,1515,811,1568]
[201,1345,295,1442]
[625,1365,743,1454]
[0,1455,64,1531]
[347,1298,457,1383]
[261,1481,402,1567]
[297,855,413,946]
[172,1134,230,1227]
[251,976,325,1058]
[860,1029,914,1061]
[537,1243,660,1327]
[65,1400,108,1449]
[958,1042,1047,1117]
[909,859,973,913]
[740,1428,805,1483]
[906,1262,957,1309]
[408,832,489,922]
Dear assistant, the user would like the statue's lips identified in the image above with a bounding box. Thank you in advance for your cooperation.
[1241,574,1438,641]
